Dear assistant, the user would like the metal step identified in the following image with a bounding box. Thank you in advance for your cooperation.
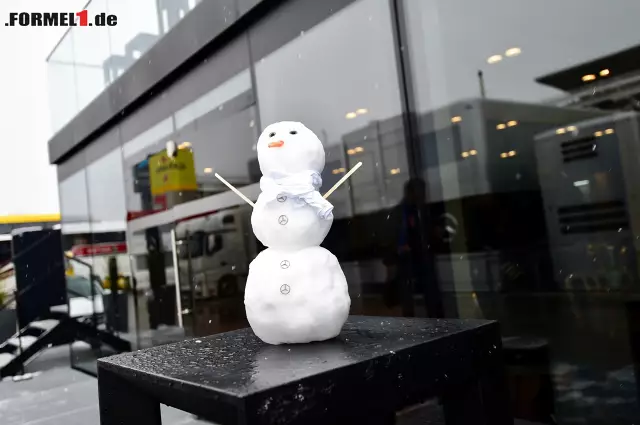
[7,336,38,350]
[0,353,16,368]
[29,319,60,331]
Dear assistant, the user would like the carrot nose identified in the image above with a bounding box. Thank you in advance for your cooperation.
[268,140,284,148]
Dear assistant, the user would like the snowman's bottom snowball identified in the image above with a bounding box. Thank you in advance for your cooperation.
[245,246,350,345]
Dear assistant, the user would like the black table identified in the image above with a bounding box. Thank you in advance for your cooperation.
[97,316,512,425]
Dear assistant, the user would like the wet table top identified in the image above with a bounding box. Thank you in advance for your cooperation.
[98,316,502,424]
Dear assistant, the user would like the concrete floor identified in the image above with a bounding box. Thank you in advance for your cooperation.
[0,364,540,425]
[0,341,618,425]
[0,345,209,425]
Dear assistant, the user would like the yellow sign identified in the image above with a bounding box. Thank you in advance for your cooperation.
[0,214,60,224]
[149,149,198,196]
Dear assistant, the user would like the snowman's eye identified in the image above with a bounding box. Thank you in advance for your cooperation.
[269,132,276,137]
[289,130,297,135]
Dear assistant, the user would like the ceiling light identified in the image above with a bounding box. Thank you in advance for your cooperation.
[347,149,356,155]
[497,123,506,130]
[354,146,364,153]
[204,168,213,174]
[345,112,357,119]
[469,149,478,156]
[505,47,522,57]
[508,150,516,157]
[567,126,577,132]
[487,55,503,64]
[599,69,610,77]
[594,131,603,137]
[556,128,566,135]
[356,108,368,115]
[500,153,508,159]
[390,168,401,175]
[507,120,518,127]
[451,116,462,123]
[582,74,596,82]
[461,152,470,158]
[605,128,614,135]
[573,180,589,187]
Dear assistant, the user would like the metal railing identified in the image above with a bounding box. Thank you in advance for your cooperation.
[0,247,102,376]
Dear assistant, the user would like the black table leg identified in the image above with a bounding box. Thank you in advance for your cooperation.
[98,366,161,425]
[478,357,513,425]
[332,407,396,425]
[367,410,396,425]
[442,378,485,425]
[442,367,512,425]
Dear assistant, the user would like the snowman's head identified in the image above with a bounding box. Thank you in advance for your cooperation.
[257,121,325,176]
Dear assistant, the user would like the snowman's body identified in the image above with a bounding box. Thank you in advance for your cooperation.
[245,246,349,344]
[245,121,350,345]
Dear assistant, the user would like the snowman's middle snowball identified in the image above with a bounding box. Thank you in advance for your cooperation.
[251,192,333,250]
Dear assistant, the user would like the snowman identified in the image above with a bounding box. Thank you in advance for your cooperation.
[217,121,359,345]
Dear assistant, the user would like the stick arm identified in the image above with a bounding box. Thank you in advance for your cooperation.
[323,162,363,199]
[214,173,256,208]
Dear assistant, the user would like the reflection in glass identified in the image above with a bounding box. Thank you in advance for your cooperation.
[104,0,161,80]
[72,0,111,112]
[50,0,640,421]
[128,224,184,349]
[58,163,98,374]
[47,28,78,135]
[121,58,260,340]
[85,146,133,343]
[174,206,255,336]
[403,0,640,422]
[46,0,206,133]
[253,0,421,318]
[163,70,259,335]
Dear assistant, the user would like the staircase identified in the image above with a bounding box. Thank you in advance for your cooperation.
[0,319,64,377]
[0,314,132,378]
[0,229,133,378]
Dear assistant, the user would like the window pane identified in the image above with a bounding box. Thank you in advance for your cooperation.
[58,166,90,239]
[57,156,102,374]
[87,148,127,232]
[404,0,640,423]
[252,0,422,317]
[106,0,162,79]
[72,0,111,113]
[119,34,255,342]
[85,140,133,347]
[47,30,78,135]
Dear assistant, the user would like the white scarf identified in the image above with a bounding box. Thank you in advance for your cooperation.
[259,170,334,220]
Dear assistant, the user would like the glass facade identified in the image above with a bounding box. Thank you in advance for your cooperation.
[53,0,640,422]
[46,0,201,135]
